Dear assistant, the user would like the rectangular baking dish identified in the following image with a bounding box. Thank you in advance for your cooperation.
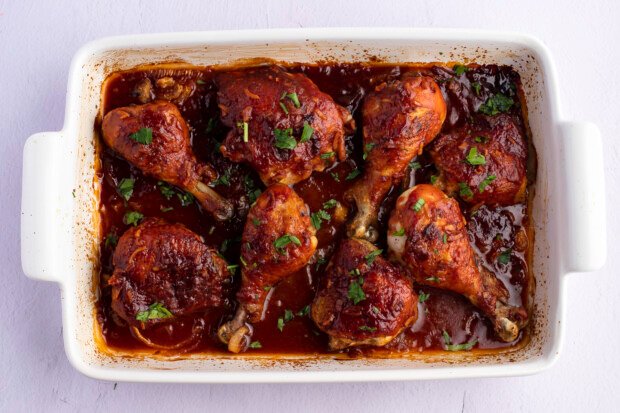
[21,28,606,383]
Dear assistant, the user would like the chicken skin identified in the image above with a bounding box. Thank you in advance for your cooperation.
[218,184,318,352]
[430,114,528,205]
[102,101,233,220]
[109,218,230,328]
[215,66,352,186]
[311,238,417,350]
[346,75,447,241]
[387,184,527,342]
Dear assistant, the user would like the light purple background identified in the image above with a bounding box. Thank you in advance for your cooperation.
[2,1,619,411]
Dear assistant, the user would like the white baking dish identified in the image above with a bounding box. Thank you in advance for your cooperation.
[21,28,606,383]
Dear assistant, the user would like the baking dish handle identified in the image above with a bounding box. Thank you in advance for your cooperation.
[21,131,63,284]
[559,121,607,273]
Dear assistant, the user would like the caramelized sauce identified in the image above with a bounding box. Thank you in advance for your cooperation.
[97,63,533,356]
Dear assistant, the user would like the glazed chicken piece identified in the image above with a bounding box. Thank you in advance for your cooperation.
[346,75,447,241]
[109,218,230,328]
[102,101,233,220]
[430,113,528,205]
[215,65,353,186]
[387,184,527,342]
[218,184,318,352]
[311,238,417,350]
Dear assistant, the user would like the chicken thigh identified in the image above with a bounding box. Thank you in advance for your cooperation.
[102,101,233,220]
[346,75,447,241]
[430,113,528,205]
[109,218,230,328]
[215,65,353,186]
[387,184,527,341]
[311,238,417,350]
[218,184,318,352]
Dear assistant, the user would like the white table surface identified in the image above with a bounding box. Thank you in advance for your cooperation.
[2,1,619,411]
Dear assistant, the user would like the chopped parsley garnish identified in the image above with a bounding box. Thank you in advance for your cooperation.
[239,256,248,267]
[412,198,426,213]
[158,181,175,200]
[478,93,514,115]
[104,232,118,249]
[252,217,261,226]
[478,175,497,192]
[227,264,239,274]
[465,147,486,165]
[274,127,296,149]
[211,169,231,187]
[453,64,468,75]
[363,143,376,160]
[323,199,338,209]
[123,211,143,226]
[426,276,440,283]
[117,178,134,201]
[284,309,295,322]
[364,249,383,265]
[297,305,310,317]
[311,209,331,230]
[349,268,361,276]
[136,302,172,322]
[315,257,327,270]
[430,175,438,185]
[263,286,272,291]
[249,341,262,349]
[392,228,405,236]
[283,91,301,108]
[348,277,366,304]
[160,206,173,212]
[274,234,301,251]
[418,291,430,303]
[177,192,194,207]
[300,122,314,143]
[474,135,488,143]
[442,330,478,351]
[279,101,289,115]
[458,182,474,199]
[277,317,285,332]
[409,160,421,170]
[237,121,249,143]
[443,233,448,244]
[196,79,207,85]
[345,169,361,181]
[358,325,377,332]
[330,172,340,182]
[129,127,153,144]
[471,81,482,95]
[320,152,335,159]
[498,248,512,265]
[372,306,380,314]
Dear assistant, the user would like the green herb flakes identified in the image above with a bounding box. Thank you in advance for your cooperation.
[136,302,172,322]
[129,127,153,145]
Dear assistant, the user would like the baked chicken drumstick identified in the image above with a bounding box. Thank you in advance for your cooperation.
[387,184,527,341]
[311,238,418,350]
[218,184,318,352]
[346,74,447,241]
[215,65,353,185]
[109,218,230,349]
[102,100,233,220]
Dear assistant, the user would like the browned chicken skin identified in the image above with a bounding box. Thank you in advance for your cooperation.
[215,66,353,186]
[109,218,230,328]
[430,113,527,205]
[387,184,527,342]
[218,184,318,352]
[102,101,233,220]
[311,238,417,350]
[346,75,447,241]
